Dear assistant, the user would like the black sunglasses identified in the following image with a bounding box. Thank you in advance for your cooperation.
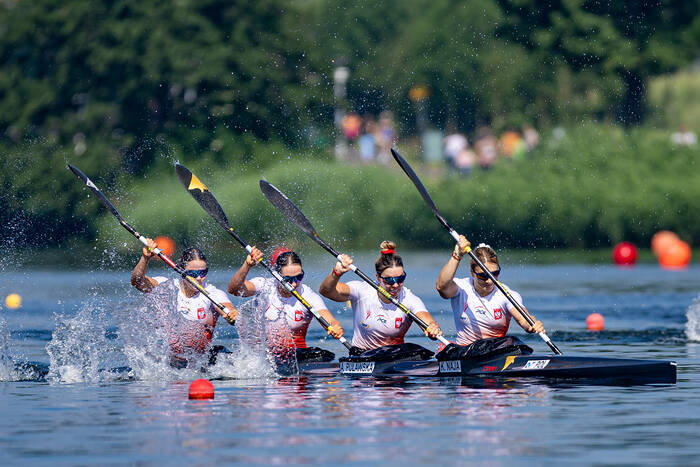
[282,272,304,283]
[472,266,500,281]
[186,268,208,278]
[380,273,406,285]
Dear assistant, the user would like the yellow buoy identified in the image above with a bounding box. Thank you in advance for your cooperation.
[5,293,21,309]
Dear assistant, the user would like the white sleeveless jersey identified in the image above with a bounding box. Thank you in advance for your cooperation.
[346,281,426,350]
[153,277,231,353]
[450,277,523,345]
[250,277,327,349]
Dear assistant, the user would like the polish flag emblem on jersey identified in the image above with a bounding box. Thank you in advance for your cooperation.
[295,310,304,321]
[493,308,503,320]
[197,308,206,319]
[395,317,403,329]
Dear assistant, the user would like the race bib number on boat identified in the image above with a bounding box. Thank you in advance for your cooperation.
[439,360,462,373]
[340,361,375,374]
[522,359,550,370]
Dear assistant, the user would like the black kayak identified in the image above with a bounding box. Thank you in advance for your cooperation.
[297,340,677,384]
[298,354,677,383]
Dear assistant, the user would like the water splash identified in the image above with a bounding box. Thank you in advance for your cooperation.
[685,295,700,341]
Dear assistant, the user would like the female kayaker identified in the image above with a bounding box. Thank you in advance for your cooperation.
[131,238,237,364]
[319,241,442,352]
[228,246,344,349]
[436,235,544,345]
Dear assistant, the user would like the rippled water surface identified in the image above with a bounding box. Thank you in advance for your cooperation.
[1,259,700,466]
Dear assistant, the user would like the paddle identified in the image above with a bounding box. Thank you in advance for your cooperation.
[390,148,563,355]
[67,164,236,325]
[174,164,352,351]
[259,179,452,347]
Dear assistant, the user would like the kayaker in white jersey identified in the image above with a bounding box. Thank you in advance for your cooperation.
[131,239,237,364]
[319,241,442,352]
[436,235,545,345]
[228,246,344,349]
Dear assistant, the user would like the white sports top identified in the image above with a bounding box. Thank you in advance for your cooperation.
[449,277,523,345]
[250,277,327,349]
[346,280,426,350]
[153,277,231,353]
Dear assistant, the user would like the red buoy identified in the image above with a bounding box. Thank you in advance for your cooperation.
[658,240,691,269]
[586,313,605,331]
[154,236,176,259]
[612,242,637,266]
[188,378,214,399]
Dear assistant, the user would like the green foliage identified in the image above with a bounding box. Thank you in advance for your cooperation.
[99,124,698,256]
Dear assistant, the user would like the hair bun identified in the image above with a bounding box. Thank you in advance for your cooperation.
[379,240,396,255]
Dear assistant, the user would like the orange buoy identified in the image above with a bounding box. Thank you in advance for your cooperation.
[651,231,680,256]
[612,242,637,266]
[188,378,215,399]
[658,240,691,269]
[586,313,605,331]
[154,236,176,258]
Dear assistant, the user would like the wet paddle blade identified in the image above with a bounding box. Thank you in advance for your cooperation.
[67,164,122,220]
[259,179,320,242]
[175,164,231,231]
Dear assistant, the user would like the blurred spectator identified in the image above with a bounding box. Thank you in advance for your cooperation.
[376,111,396,165]
[474,126,498,170]
[443,130,468,165]
[358,116,377,162]
[499,129,526,161]
[671,124,697,146]
[342,112,362,142]
[522,124,540,151]
[453,147,476,175]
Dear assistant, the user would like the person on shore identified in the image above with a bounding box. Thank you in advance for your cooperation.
[319,241,442,353]
[436,236,544,345]
[131,239,237,366]
[228,246,344,352]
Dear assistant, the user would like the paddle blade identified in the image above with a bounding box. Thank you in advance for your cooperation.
[67,164,122,219]
[259,180,319,241]
[175,164,231,230]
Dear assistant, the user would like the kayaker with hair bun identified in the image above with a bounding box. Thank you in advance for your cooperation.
[319,240,442,352]
[130,238,237,365]
[436,235,545,345]
[228,246,344,349]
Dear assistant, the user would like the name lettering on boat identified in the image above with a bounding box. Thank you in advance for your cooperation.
[340,361,375,374]
[439,360,462,373]
[522,359,550,370]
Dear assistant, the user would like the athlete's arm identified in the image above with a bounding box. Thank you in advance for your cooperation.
[414,311,443,339]
[317,308,344,338]
[318,254,353,302]
[131,238,159,293]
[228,246,264,296]
[221,301,238,325]
[436,235,470,299]
[508,305,545,334]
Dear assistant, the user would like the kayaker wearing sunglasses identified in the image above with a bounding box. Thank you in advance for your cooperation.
[319,241,442,352]
[131,238,237,364]
[436,235,545,345]
[228,246,344,349]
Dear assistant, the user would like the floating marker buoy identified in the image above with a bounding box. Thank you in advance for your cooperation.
[5,293,21,309]
[612,242,637,266]
[651,231,680,256]
[154,236,176,258]
[189,378,215,399]
[586,313,605,331]
[658,240,691,269]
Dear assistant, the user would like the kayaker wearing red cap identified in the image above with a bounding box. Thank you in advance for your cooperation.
[228,246,344,348]
[319,240,442,352]
[436,235,545,345]
[131,238,237,364]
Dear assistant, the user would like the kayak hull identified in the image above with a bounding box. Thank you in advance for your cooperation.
[299,354,677,384]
